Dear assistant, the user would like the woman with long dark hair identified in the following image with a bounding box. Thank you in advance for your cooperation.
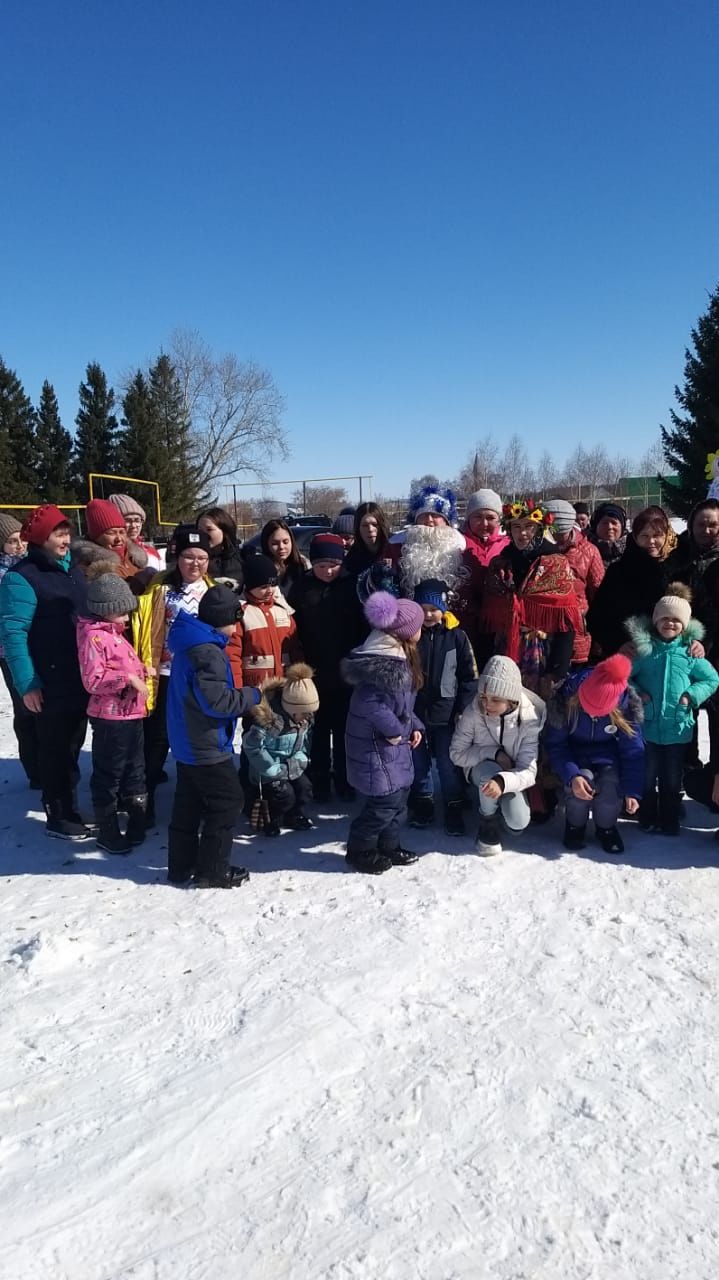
[344,502,392,577]
[260,519,309,601]
[196,506,245,589]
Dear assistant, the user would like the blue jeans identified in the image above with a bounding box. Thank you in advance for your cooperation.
[411,725,463,804]
[347,787,410,855]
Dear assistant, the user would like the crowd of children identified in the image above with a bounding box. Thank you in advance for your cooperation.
[1,485,719,887]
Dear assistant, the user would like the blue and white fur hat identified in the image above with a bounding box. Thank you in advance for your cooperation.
[407,485,458,527]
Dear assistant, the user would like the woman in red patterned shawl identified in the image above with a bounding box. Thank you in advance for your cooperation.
[483,498,582,697]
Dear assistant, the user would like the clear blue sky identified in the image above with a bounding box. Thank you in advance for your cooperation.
[2,0,718,502]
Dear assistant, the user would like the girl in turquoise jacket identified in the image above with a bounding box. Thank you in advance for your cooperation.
[626,583,719,834]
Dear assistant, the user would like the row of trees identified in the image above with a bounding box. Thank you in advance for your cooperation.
[0,331,287,522]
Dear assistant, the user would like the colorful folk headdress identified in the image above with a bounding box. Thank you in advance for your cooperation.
[500,498,554,532]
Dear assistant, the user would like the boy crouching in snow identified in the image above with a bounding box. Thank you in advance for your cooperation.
[166,586,261,888]
[450,656,545,856]
[242,663,319,836]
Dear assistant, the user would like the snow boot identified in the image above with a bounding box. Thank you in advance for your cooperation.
[596,825,624,854]
[408,796,434,828]
[444,800,465,837]
[475,814,502,856]
[637,792,658,831]
[563,821,587,851]
[194,865,250,889]
[125,795,148,846]
[285,810,314,831]
[384,845,419,866]
[96,809,132,855]
[345,849,393,875]
[44,800,91,842]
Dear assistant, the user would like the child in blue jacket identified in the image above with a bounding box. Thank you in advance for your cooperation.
[545,654,645,854]
[242,663,319,836]
[166,586,260,888]
[626,583,719,834]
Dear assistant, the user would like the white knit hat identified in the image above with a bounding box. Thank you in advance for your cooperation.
[480,656,523,703]
[653,583,692,630]
[466,489,503,518]
[545,499,577,535]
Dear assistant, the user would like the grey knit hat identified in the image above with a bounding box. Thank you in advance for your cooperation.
[466,489,503,518]
[480,656,523,704]
[545,499,577,535]
[109,492,146,521]
[85,570,138,618]
[0,513,23,546]
[332,512,355,537]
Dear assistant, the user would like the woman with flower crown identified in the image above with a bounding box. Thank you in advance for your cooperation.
[482,498,582,697]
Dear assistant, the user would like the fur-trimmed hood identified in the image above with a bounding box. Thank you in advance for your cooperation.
[249,678,288,732]
[71,536,148,572]
[624,613,704,658]
[341,645,414,693]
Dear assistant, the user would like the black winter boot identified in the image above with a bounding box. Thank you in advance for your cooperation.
[194,865,250,889]
[125,795,148,846]
[384,845,419,866]
[563,821,587,851]
[596,825,625,854]
[345,849,393,874]
[444,800,465,837]
[285,810,314,831]
[475,814,502,856]
[408,797,434,828]
[44,800,91,841]
[96,810,132,855]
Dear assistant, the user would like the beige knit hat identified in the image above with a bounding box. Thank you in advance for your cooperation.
[281,662,320,717]
[653,581,692,630]
[0,513,23,546]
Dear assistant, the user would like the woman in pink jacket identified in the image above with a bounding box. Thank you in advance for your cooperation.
[456,489,510,669]
[76,566,153,854]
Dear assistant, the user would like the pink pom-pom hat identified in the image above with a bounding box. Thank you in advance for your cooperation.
[364,591,425,640]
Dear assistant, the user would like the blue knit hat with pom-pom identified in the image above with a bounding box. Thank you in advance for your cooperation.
[407,485,458,526]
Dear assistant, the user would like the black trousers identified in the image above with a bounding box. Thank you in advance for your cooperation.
[90,718,146,812]
[310,686,351,789]
[253,773,312,822]
[0,657,40,785]
[347,786,410,855]
[168,758,244,882]
[144,675,170,792]
[34,701,88,809]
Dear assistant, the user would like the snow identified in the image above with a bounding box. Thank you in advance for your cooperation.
[2,684,719,1280]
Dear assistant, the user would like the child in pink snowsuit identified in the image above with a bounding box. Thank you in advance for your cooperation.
[76,567,152,854]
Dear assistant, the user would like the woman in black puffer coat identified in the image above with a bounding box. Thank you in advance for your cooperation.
[587,506,678,658]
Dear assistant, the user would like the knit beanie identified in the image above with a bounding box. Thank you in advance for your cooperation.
[332,512,355,538]
[244,553,279,590]
[0,513,22,546]
[591,502,627,535]
[85,499,125,542]
[198,585,242,630]
[466,489,503,519]
[480,656,523,704]
[109,493,146,522]
[171,524,212,558]
[578,654,632,718]
[85,565,138,618]
[653,582,692,630]
[414,578,449,611]
[309,533,345,563]
[545,499,577,535]
[356,561,400,604]
[407,485,458,526]
[281,662,320,716]
[363,591,424,640]
[20,504,69,547]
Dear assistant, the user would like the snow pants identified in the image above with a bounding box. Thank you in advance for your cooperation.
[168,758,243,883]
[347,786,410,856]
[90,718,146,814]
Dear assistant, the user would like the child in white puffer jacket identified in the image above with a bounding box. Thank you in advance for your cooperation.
[450,655,546,855]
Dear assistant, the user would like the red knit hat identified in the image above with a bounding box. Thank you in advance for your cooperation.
[20,504,69,547]
[86,499,125,541]
[578,654,632,719]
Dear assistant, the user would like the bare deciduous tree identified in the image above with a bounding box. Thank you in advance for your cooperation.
[535,450,557,499]
[291,484,348,517]
[170,329,288,494]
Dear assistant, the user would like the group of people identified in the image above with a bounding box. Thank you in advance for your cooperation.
[1,480,718,887]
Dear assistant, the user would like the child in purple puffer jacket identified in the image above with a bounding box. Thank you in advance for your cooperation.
[341,592,425,875]
[76,565,153,855]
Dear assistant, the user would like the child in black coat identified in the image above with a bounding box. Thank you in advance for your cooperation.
[409,579,479,835]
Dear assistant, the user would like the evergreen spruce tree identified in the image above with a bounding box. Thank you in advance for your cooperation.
[73,362,118,493]
[148,353,203,519]
[661,284,719,516]
[0,358,38,502]
[35,380,75,503]
[117,371,156,479]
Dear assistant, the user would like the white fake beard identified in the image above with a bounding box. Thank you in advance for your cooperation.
[399,525,468,595]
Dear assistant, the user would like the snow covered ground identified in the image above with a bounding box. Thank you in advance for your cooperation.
[2,682,719,1280]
